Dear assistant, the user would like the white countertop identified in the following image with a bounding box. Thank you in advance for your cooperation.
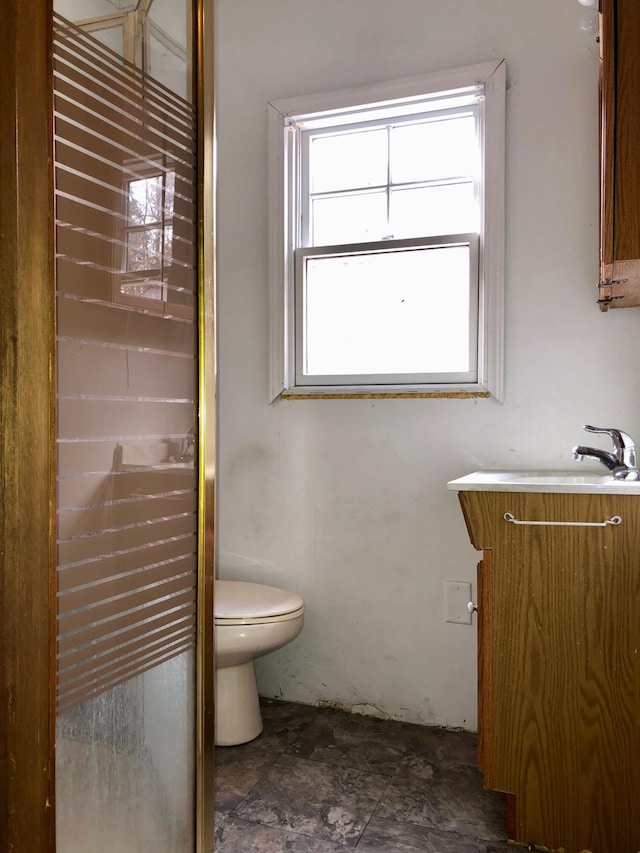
[447,470,640,494]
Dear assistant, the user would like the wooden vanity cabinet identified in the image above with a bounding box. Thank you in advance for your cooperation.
[598,0,640,309]
[458,489,640,853]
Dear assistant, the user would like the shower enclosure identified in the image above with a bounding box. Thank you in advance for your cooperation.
[53,1,213,850]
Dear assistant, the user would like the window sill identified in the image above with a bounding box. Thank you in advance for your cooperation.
[278,387,491,400]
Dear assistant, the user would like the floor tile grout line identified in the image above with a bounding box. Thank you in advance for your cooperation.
[216,748,283,818]
[351,770,396,849]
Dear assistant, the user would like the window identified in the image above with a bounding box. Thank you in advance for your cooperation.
[268,61,505,399]
[114,158,194,320]
[121,167,175,302]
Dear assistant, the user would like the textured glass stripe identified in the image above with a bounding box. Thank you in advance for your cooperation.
[57,595,195,652]
[54,38,191,130]
[58,494,197,540]
[59,511,194,543]
[53,16,195,130]
[52,12,191,97]
[58,486,195,513]
[53,96,195,179]
[58,631,194,694]
[58,516,196,565]
[58,539,196,592]
[58,613,194,668]
[56,640,194,715]
[54,261,196,297]
[57,576,196,637]
[54,130,191,188]
[56,335,195,357]
[58,465,195,481]
[55,188,194,233]
[52,37,196,136]
[53,68,195,154]
[54,10,197,720]
[58,403,195,443]
[55,166,196,227]
[59,394,194,403]
[57,298,195,352]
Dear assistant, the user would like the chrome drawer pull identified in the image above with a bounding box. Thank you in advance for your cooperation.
[503,512,622,528]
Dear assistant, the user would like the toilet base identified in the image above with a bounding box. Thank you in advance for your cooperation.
[215,660,263,746]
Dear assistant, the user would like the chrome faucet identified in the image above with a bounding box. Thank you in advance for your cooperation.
[170,425,196,463]
[572,424,640,480]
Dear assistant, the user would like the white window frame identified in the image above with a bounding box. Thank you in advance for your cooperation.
[268,60,506,401]
[113,156,192,320]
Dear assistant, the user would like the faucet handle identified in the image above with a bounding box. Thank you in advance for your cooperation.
[583,425,636,465]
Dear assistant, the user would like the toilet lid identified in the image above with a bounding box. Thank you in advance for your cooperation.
[215,580,304,619]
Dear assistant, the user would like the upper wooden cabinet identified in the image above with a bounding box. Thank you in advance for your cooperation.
[598,0,640,309]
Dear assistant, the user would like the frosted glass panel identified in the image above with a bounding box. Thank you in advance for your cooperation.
[56,654,195,853]
[53,13,197,853]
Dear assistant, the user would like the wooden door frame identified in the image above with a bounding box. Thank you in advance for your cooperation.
[1,2,216,849]
[0,0,56,850]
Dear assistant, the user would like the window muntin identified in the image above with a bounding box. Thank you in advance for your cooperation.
[303,109,478,247]
[268,62,506,399]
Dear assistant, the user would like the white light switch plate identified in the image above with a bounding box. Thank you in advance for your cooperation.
[444,580,472,624]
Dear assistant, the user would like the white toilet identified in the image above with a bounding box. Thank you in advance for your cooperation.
[214,580,305,746]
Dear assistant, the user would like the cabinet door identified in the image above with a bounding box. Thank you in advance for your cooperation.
[599,0,640,309]
[476,554,491,775]
[460,489,640,852]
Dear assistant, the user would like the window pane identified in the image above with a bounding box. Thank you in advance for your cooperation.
[127,228,163,271]
[128,176,163,225]
[163,225,174,266]
[303,245,471,376]
[310,129,388,194]
[91,25,124,57]
[148,33,189,101]
[311,191,387,245]
[390,183,477,238]
[391,116,476,184]
[165,171,175,217]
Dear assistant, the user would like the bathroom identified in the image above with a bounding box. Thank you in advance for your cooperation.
[216,0,640,734]
[4,0,640,850]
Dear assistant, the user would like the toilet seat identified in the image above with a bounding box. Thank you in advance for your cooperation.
[215,580,305,625]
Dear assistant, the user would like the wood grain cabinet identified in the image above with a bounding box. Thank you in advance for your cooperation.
[598,0,640,309]
[457,489,640,852]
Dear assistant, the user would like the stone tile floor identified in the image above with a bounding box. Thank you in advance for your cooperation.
[215,699,510,852]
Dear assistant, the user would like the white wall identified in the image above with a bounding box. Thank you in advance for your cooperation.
[216,0,640,730]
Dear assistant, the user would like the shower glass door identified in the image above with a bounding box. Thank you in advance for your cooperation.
[52,3,205,850]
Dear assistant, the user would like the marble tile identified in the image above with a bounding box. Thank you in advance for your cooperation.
[214,812,345,852]
[245,698,319,752]
[356,816,512,852]
[375,756,507,842]
[215,745,278,812]
[286,707,408,775]
[401,722,479,768]
[233,755,389,846]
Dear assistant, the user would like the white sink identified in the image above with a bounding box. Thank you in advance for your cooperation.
[447,470,640,494]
